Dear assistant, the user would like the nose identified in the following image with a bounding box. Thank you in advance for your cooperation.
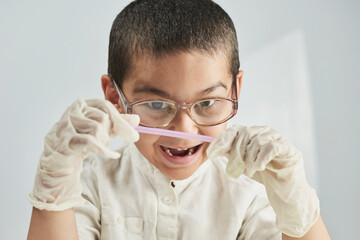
[167,107,198,134]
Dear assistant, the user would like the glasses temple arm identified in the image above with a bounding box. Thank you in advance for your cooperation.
[111,78,129,112]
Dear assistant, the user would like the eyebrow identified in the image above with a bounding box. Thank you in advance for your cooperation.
[132,81,228,98]
[201,82,228,95]
[133,86,172,98]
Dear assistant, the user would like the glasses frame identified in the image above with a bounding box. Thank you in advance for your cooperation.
[112,78,238,127]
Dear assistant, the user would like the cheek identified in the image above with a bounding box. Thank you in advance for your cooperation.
[201,122,227,138]
[200,123,227,154]
[135,133,160,157]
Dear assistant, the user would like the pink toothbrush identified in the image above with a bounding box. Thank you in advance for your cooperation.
[135,126,214,142]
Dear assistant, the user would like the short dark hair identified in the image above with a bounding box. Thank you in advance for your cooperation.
[108,0,239,88]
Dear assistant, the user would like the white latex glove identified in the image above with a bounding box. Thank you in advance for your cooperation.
[28,98,139,211]
[207,125,320,237]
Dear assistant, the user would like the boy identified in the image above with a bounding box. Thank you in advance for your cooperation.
[27,0,330,239]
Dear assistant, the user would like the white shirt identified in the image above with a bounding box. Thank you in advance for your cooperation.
[75,143,281,240]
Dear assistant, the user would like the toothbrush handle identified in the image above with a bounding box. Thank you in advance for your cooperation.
[135,126,214,143]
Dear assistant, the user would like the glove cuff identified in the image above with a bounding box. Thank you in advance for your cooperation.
[28,161,84,211]
[28,194,85,211]
[275,185,320,237]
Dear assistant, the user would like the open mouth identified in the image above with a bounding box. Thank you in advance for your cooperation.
[160,144,202,157]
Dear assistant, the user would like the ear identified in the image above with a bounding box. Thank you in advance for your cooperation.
[101,74,123,112]
[233,70,243,99]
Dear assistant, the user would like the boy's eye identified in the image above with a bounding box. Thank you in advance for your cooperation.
[196,100,215,108]
[146,101,169,110]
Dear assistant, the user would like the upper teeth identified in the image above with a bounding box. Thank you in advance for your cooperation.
[162,146,196,156]
[165,148,173,156]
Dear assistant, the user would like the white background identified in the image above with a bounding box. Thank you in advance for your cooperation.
[1,0,359,239]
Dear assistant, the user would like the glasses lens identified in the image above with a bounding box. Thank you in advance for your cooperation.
[191,99,235,125]
[132,101,176,127]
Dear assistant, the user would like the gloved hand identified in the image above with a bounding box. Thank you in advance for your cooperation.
[28,98,139,211]
[207,125,320,237]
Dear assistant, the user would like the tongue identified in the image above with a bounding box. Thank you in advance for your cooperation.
[169,148,189,157]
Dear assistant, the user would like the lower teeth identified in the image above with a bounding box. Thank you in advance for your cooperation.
[188,148,194,155]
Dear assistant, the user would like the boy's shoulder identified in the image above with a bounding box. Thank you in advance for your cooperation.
[209,156,266,196]
[81,143,132,177]
[203,157,272,217]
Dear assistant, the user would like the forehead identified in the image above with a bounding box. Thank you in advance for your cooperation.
[122,51,232,100]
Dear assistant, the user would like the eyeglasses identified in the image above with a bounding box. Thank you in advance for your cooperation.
[112,79,238,127]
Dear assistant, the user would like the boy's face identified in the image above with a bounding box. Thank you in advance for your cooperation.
[102,51,242,180]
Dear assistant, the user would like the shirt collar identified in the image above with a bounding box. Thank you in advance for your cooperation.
[128,142,210,196]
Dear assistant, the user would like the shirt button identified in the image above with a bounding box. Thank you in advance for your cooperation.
[117,217,123,224]
[162,196,174,205]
